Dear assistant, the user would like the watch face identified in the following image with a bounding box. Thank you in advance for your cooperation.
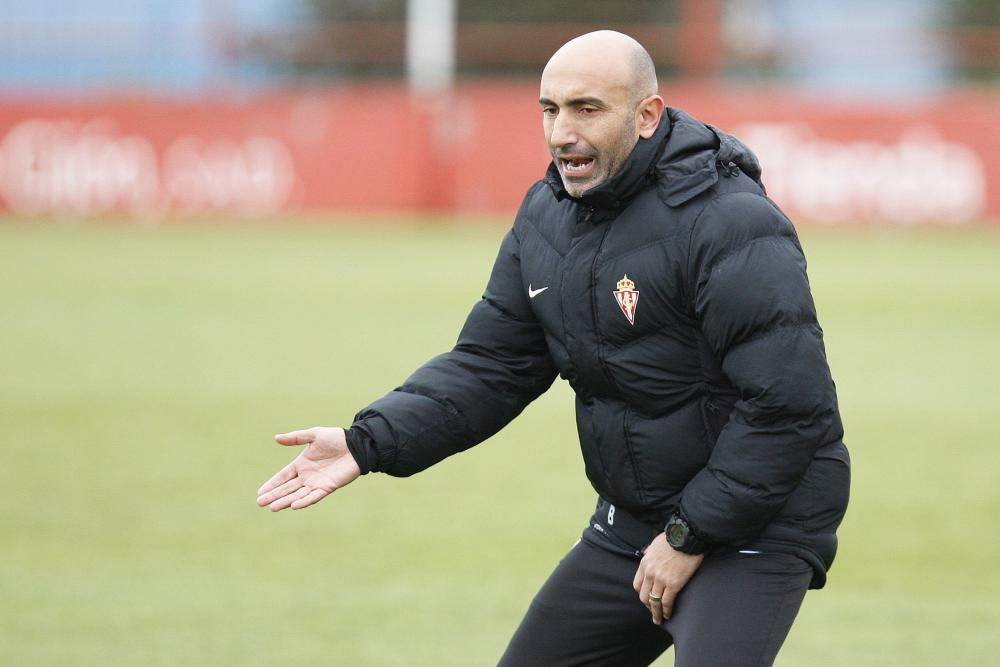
[667,520,687,546]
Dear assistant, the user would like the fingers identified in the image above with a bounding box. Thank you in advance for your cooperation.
[651,587,676,624]
[659,594,674,623]
[634,560,672,624]
[635,569,667,624]
[256,475,303,507]
[267,485,331,512]
[274,428,317,446]
[638,571,653,606]
[290,487,330,510]
[265,485,311,512]
[649,589,665,625]
[257,462,297,498]
[257,428,316,504]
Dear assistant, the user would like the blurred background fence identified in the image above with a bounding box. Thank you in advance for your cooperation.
[0,0,998,223]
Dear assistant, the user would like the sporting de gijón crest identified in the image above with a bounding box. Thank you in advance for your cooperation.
[613,274,639,325]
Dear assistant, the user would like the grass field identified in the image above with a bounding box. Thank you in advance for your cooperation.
[2,217,999,666]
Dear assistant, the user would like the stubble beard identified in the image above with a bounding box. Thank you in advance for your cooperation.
[558,122,640,199]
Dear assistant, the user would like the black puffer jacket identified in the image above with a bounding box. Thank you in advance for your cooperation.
[346,108,850,588]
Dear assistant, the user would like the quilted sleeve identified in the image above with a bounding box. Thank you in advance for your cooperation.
[679,192,844,543]
[344,219,557,477]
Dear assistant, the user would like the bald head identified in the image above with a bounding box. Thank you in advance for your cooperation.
[543,31,658,107]
[539,31,664,197]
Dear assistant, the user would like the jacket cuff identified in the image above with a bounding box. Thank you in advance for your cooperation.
[344,426,379,475]
[671,504,713,553]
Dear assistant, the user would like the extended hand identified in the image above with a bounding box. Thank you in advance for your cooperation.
[256,427,361,512]
[633,533,704,624]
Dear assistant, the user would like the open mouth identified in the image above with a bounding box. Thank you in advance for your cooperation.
[561,157,595,177]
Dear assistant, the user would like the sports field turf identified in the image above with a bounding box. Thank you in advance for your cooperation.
[2,218,999,665]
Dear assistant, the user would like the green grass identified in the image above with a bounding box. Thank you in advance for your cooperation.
[1,218,999,665]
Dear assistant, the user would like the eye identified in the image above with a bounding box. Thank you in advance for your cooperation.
[579,107,597,115]
[542,106,557,117]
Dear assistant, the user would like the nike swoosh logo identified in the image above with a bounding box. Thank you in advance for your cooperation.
[528,284,549,298]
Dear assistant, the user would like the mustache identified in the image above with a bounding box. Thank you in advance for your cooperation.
[552,148,597,160]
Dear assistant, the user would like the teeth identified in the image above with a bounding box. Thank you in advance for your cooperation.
[564,159,593,173]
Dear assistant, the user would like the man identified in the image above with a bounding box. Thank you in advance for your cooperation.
[257,30,850,666]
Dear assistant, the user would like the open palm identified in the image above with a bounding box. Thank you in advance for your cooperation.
[256,427,361,511]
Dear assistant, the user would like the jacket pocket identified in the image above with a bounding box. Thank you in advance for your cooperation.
[577,397,641,508]
[622,404,648,506]
[625,400,711,510]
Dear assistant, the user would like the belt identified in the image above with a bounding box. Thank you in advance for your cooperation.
[588,497,663,556]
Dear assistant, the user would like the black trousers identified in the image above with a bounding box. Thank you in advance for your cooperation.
[498,538,812,667]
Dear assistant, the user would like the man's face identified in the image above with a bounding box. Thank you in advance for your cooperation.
[540,69,641,197]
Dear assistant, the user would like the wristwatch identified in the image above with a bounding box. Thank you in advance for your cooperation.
[665,513,709,555]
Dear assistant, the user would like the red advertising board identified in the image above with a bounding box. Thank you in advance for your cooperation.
[0,84,997,223]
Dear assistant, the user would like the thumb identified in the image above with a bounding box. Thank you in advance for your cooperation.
[274,428,317,446]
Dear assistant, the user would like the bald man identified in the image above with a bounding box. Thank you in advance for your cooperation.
[258,31,850,666]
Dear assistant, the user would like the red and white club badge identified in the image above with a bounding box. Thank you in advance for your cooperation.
[613,274,639,325]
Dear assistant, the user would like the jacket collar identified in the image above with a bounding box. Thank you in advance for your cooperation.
[544,112,672,210]
[544,107,764,210]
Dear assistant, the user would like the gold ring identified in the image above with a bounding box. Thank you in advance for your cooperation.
[649,595,662,602]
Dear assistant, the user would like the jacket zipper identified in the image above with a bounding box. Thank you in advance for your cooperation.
[590,212,617,391]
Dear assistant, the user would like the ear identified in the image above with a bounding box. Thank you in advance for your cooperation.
[636,95,665,139]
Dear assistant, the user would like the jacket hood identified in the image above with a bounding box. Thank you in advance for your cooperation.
[544,107,764,210]
[655,107,764,206]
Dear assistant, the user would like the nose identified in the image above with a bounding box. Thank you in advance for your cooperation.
[548,111,578,149]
